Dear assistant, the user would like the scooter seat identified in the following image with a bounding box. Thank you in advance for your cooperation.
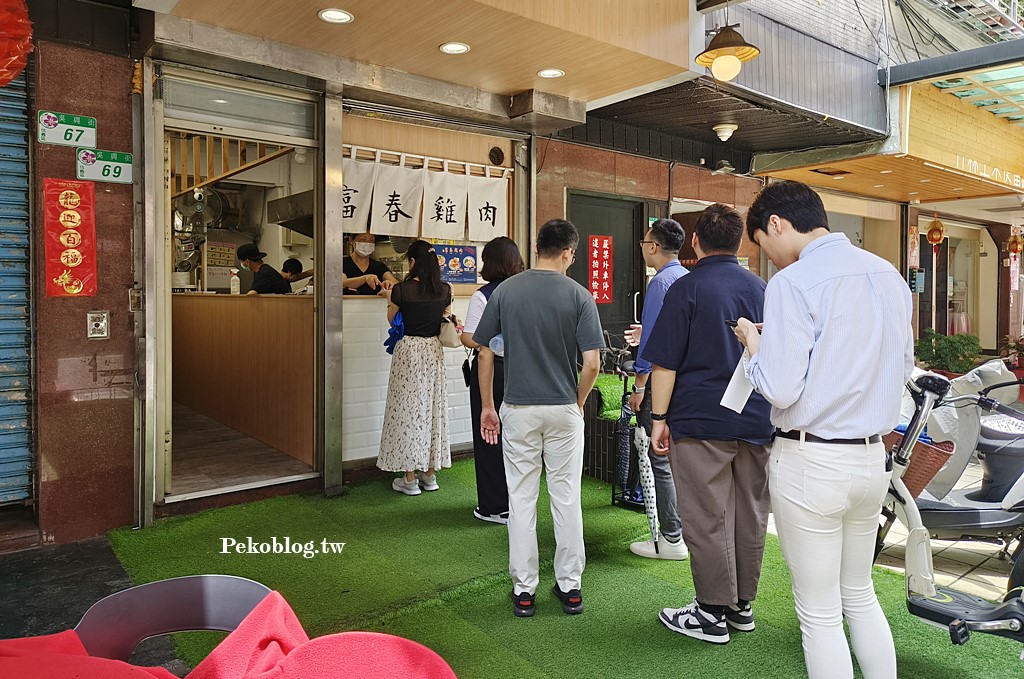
[915,489,1024,540]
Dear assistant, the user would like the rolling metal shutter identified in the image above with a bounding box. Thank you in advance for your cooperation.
[0,72,32,506]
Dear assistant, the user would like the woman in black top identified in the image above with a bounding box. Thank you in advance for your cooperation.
[343,232,399,295]
[377,240,453,495]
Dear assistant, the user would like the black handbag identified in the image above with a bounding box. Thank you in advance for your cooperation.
[462,349,474,388]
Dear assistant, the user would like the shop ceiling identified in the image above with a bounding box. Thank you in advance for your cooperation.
[134,0,695,105]
[757,38,1024,207]
[589,78,885,153]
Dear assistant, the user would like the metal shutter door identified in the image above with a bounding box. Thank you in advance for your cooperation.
[0,72,32,505]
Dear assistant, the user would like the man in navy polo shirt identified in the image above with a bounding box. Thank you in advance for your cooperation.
[641,204,773,645]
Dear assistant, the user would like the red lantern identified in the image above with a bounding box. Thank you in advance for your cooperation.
[926,215,944,255]
[1009,232,1022,263]
[0,0,32,89]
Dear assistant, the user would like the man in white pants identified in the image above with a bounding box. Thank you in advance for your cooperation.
[474,219,604,618]
[734,180,914,679]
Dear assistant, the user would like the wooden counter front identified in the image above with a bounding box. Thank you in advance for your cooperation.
[172,294,313,465]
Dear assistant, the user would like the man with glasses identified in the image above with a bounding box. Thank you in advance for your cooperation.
[474,219,604,618]
[623,219,689,560]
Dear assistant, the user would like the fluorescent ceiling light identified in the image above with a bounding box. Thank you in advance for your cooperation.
[537,68,565,79]
[879,170,893,174]
[318,8,354,23]
[874,184,884,188]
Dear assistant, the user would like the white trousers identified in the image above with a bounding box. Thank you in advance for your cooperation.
[769,437,896,679]
[500,403,585,596]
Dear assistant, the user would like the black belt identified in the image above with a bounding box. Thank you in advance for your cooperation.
[775,430,881,446]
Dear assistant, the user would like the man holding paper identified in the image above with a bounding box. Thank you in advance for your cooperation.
[642,204,773,646]
[734,180,912,679]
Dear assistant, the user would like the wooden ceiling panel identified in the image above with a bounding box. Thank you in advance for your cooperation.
[168,0,691,102]
[763,155,1018,204]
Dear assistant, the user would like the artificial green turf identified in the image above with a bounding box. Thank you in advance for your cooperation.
[109,460,1024,677]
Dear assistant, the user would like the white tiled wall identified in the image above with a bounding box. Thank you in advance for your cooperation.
[342,297,473,463]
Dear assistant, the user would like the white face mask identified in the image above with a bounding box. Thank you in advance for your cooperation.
[354,242,375,257]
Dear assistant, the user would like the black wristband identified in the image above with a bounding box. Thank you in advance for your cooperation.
[650,412,668,421]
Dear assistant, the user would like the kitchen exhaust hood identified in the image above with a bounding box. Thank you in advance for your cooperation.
[267,190,313,238]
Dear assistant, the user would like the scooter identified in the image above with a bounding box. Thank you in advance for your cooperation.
[879,361,1024,650]
[878,361,1024,570]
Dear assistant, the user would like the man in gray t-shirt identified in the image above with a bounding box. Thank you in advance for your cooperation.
[473,219,604,618]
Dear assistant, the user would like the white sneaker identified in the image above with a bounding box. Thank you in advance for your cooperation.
[473,508,509,525]
[392,477,421,496]
[630,536,689,560]
[416,471,439,491]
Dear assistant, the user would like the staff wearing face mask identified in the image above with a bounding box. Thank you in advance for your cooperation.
[343,232,399,295]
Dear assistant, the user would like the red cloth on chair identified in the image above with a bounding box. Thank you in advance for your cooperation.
[186,591,310,679]
[187,592,456,679]
[0,628,180,679]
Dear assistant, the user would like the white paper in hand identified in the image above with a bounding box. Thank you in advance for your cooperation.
[720,356,754,413]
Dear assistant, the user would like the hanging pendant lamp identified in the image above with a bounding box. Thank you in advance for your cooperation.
[696,24,760,82]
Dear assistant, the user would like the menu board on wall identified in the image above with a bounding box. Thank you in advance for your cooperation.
[588,235,613,304]
[206,240,237,267]
[43,178,97,297]
[436,245,477,284]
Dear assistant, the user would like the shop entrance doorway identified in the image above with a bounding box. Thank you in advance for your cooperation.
[153,70,321,503]
[567,193,645,346]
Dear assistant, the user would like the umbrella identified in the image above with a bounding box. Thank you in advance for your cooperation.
[633,423,660,553]
[616,401,633,490]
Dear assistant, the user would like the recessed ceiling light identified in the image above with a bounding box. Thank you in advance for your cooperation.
[212,99,229,104]
[879,170,893,174]
[874,184,884,188]
[439,42,470,54]
[318,8,354,23]
[537,68,565,79]
[908,191,919,195]
[953,187,964,191]
[919,179,931,183]
[833,176,844,180]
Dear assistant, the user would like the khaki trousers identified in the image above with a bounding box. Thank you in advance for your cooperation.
[500,403,586,596]
[667,437,771,605]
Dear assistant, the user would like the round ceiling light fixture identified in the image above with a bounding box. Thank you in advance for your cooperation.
[713,123,738,142]
[318,8,354,24]
[439,42,471,54]
[537,68,565,79]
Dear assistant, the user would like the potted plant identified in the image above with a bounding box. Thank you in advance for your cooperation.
[1000,335,1024,370]
[915,328,982,377]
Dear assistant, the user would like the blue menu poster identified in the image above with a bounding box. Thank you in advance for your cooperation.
[437,245,477,283]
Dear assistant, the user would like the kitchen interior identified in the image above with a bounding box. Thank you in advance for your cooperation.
[168,132,320,501]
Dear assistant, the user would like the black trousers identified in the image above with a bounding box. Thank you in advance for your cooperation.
[469,356,509,515]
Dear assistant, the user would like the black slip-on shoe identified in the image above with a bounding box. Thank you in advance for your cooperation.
[552,586,584,614]
[511,590,535,617]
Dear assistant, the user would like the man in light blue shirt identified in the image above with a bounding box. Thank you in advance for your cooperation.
[623,218,688,560]
[734,180,913,679]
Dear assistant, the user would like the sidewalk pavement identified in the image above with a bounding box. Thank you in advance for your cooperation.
[0,536,189,677]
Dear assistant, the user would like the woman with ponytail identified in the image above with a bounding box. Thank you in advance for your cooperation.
[378,239,454,494]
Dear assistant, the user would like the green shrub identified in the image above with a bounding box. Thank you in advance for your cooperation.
[915,328,982,374]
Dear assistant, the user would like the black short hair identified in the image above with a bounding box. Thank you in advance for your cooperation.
[746,180,829,243]
[648,218,684,253]
[480,236,525,282]
[536,219,580,259]
[694,204,744,254]
[282,258,303,275]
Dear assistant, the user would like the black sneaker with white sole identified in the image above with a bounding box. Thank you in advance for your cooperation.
[552,586,584,614]
[659,601,729,644]
[511,590,535,617]
[725,601,755,631]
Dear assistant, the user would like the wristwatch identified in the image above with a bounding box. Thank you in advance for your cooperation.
[650,412,668,421]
